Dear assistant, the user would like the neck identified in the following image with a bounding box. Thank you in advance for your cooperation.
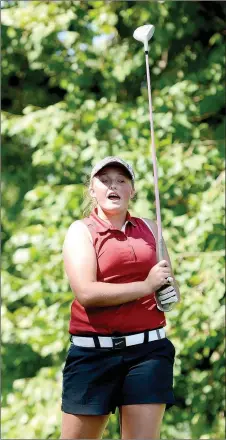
[96,206,127,230]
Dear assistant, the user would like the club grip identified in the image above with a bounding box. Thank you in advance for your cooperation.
[155,283,175,312]
[156,280,180,312]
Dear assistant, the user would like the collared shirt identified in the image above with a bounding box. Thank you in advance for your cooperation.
[69,208,166,335]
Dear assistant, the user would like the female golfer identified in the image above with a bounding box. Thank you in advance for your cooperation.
[61,156,180,440]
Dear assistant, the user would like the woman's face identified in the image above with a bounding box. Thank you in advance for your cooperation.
[90,165,135,214]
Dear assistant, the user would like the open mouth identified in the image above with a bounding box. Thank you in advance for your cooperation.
[107,193,121,201]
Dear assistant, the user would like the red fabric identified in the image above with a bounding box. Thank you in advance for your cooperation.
[69,209,166,335]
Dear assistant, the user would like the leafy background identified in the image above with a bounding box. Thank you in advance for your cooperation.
[1,1,225,439]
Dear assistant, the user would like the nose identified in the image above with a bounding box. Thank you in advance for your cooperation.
[109,180,118,189]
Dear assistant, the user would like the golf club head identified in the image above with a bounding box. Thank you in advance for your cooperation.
[133,24,155,51]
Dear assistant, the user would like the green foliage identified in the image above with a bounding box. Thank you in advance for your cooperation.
[2,1,225,439]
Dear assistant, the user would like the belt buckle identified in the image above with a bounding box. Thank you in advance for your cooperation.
[112,336,126,349]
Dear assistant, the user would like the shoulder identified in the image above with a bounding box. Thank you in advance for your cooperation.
[132,217,158,244]
[63,220,93,246]
[66,219,89,234]
[139,217,158,237]
[142,218,158,231]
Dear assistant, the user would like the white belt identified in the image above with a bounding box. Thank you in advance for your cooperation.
[72,328,165,349]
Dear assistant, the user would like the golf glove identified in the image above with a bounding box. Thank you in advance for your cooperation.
[156,284,178,310]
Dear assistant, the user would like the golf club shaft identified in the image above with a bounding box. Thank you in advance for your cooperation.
[133,24,177,311]
[145,51,164,262]
[145,50,175,311]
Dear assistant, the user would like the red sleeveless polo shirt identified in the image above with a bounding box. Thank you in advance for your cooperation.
[69,209,166,335]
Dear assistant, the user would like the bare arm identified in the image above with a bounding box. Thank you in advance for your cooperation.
[62,221,152,308]
[144,219,181,302]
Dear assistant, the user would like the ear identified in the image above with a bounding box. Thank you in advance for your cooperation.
[130,187,136,200]
[89,186,96,198]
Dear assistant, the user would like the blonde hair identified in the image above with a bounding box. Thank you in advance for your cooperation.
[82,177,97,217]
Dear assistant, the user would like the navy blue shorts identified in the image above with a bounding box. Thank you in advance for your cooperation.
[61,335,176,415]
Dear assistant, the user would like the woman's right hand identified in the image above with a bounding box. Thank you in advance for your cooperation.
[145,260,172,293]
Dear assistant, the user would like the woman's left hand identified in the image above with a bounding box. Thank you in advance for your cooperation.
[157,284,178,306]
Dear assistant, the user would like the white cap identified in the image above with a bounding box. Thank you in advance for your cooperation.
[91,156,135,181]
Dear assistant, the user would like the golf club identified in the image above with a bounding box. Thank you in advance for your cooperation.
[133,24,179,312]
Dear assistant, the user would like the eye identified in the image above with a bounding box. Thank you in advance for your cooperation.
[118,179,125,183]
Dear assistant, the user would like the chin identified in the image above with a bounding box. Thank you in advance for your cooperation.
[102,203,127,214]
